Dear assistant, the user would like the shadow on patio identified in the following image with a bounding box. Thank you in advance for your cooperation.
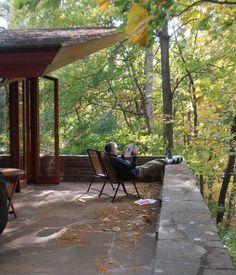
[0,181,161,275]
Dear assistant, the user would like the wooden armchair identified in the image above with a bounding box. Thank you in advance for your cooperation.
[87,149,114,195]
[100,152,140,202]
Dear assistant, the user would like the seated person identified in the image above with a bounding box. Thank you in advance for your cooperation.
[104,142,182,181]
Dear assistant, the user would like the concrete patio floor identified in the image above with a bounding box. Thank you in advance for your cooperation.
[0,181,161,275]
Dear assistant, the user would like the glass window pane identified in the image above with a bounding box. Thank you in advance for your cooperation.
[39,79,55,177]
[0,85,10,156]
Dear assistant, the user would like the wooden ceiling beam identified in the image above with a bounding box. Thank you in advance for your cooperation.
[0,48,59,78]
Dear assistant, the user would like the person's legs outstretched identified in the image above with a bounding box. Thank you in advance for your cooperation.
[137,159,166,180]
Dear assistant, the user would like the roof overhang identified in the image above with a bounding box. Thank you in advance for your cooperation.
[0,28,125,78]
[44,32,124,74]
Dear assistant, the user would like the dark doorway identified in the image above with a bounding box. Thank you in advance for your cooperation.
[0,77,60,187]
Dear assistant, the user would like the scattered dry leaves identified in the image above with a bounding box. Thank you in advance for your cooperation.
[55,226,89,246]
[54,182,161,272]
[95,255,112,274]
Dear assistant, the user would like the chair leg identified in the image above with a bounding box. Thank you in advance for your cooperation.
[8,202,17,218]
[110,182,115,190]
[87,176,95,192]
[99,181,107,197]
[6,178,18,218]
[121,183,128,195]
[133,182,140,198]
[112,183,121,202]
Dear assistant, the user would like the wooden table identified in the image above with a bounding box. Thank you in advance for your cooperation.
[0,168,25,218]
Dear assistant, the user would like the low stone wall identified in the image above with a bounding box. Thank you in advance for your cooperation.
[60,155,164,182]
[154,162,236,275]
[60,155,92,182]
[0,154,165,183]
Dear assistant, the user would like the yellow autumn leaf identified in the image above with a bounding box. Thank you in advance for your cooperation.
[195,96,204,105]
[98,0,110,12]
[125,3,154,47]
[182,125,192,135]
[157,0,168,8]
[141,0,150,5]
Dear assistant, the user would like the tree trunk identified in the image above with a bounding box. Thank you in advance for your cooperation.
[216,115,236,224]
[188,79,198,137]
[225,174,236,229]
[144,47,154,134]
[199,174,204,197]
[159,22,173,153]
[187,111,192,144]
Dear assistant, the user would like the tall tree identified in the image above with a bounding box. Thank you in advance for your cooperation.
[217,115,236,224]
[144,47,154,134]
[159,22,173,152]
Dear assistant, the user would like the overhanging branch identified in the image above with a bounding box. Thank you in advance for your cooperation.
[176,0,236,17]
[201,0,236,4]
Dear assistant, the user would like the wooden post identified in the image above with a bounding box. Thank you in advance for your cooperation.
[9,81,19,168]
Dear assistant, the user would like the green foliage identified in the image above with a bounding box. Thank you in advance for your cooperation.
[219,222,236,267]
[0,87,9,154]
[92,111,118,135]
[10,0,114,28]
[13,0,40,10]
[9,0,236,266]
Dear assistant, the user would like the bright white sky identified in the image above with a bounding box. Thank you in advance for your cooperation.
[0,0,8,28]
[0,17,7,28]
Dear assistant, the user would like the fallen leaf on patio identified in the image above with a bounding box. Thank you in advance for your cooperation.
[95,255,111,274]
[55,227,88,246]
[143,216,152,225]
[112,226,120,232]
[103,228,111,231]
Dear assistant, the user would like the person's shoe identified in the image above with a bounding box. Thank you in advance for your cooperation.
[173,156,183,164]
[166,156,183,164]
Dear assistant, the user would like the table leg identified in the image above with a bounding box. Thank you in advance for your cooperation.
[7,176,19,218]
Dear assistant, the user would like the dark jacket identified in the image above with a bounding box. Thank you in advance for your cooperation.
[108,153,139,180]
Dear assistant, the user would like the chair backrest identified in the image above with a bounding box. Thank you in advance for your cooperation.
[100,152,118,181]
[87,149,105,176]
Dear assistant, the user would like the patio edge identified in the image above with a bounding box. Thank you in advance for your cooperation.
[154,162,236,275]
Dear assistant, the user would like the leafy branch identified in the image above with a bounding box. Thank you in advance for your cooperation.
[201,0,236,4]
